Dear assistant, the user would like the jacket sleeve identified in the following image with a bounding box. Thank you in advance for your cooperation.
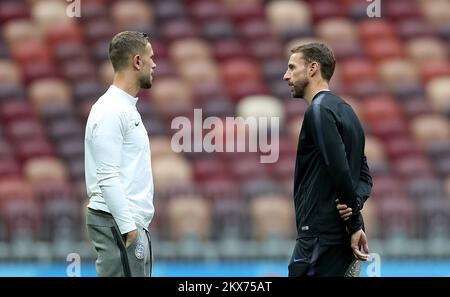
[307,104,358,209]
[92,110,137,234]
[346,155,373,234]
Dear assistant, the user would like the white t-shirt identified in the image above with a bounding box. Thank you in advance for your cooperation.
[85,85,154,234]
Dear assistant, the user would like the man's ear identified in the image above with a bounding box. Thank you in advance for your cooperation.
[309,61,319,77]
[132,54,141,70]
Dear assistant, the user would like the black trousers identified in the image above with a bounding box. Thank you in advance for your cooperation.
[288,237,357,277]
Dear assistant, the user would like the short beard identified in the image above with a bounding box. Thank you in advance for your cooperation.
[139,76,152,89]
[292,80,307,99]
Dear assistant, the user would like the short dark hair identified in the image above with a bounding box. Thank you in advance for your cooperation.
[290,42,336,81]
[108,31,149,71]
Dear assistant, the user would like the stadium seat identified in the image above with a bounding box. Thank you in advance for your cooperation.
[361,95,403,124]
[364,136,387,163]
[202,18,236,39]
[169,38,212,67]
[426,76,450,115]
[28,78,72,112]
[166,194,211,241]
[406,37,448,65]
[2,19,42,51]
[212,40,247,62]
[384,136,422,160]
[0,100,35,124]
[154,0,187,21]
[339,59,378,85]
[410,114,450,151]
[110,0,154,32]
[0,59,21,84]
[365,37,405,62]
[227,1,265,24]
[83,18,115,44]
[236,95,285,128]
[248,38,284,61]
[98,60,114,87]
[406,177,447,202]
[5,118,47,142]
[31,0,73,31]
[150,77,193,119]
[239,19,274,41]
[249,193,295,241]
[359,20,397,43]
[0,1,29,25]
[161,19,198,42]
[378,58,419,89]
[392,155,435,180]
[309,0,345,23]
[178,59,221,89]
[265,0,311,36]
[23,156,69,185]
[220,58,262,87]
[385,0,421,22]
[397,19,434,40]
[152,155,193,189]
[419,0,450,28]
[60,58,96,81]
[419,61,450,84]
[190,0,227,23]
[53,42,89,63]
[44,21,84,50]
[149,135,174,158]
[316,18,358,46]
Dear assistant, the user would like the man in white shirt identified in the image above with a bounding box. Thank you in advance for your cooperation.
[85,31,156,277]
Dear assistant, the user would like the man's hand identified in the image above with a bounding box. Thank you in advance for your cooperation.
[335,199,352,221]
[125,229,138,248]
[351,229,369,261]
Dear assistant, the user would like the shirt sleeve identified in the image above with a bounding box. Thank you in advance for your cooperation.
[92,110,137,234]
[307,104,358,209]
[346,154,373,234]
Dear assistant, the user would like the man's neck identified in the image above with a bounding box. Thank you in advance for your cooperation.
[113,72,140,98]
[304,81,330,105]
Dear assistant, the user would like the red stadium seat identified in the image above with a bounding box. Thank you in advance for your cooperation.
[190,0,227,23]
[385,0,421,22]
[44,21,84,50]
[162,19,198,42]
[361,95,403,123]
[0,101,35,124]
[221,58,262,86]
[309,0,345,23]
[0,2,29,25]
[247,38,284,61]
[212,40,247,62]
[392,155,435,180]
[359,20,397,43]
[239,19,274,41]
[339,59,378,85]
[365,37,405,62]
